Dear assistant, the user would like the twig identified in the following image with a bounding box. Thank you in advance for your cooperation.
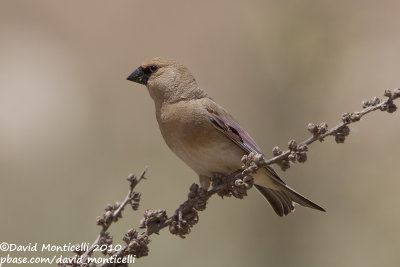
[265,88,400,170]
[80,167,147,263]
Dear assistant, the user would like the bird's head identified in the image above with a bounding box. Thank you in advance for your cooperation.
[127,57,207,104]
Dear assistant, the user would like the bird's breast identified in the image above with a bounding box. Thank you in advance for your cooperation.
[157,101,244,176]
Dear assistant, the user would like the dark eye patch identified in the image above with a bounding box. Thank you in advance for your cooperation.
[150,65,158,72]
[143,68,152,75]
[143,65,159,76]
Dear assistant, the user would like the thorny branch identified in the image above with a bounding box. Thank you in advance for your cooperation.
[61,88,399,267]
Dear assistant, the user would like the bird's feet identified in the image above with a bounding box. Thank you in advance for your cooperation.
[211,170,253,199]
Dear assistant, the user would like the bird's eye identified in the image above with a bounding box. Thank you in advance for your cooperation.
[149,65,158,73]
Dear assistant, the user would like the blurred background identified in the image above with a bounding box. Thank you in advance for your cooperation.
[1,0,399,266]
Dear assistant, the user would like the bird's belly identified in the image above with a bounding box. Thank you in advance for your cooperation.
[171,138,244,177]
[172,140,278,189]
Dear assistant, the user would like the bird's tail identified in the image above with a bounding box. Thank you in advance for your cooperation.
[254,184,325,217]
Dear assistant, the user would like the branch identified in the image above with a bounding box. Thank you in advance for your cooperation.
[61,88,399,267]
[79,168,147,263]
[264,88,399,170]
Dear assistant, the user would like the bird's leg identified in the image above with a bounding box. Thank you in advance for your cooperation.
[199,175,211,190]
[226,170,241,186]
[210,171,241,197]
[178,205,183,222]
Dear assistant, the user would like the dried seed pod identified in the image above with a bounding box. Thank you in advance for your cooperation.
[297,151,307,163]
[307,123,318,135]
[340,125,350,136]
[288,152,297,163]
[234,180,243,187]
[371,96,380,105]
[393,88,400,97]
[342,112,351,123]
[113,201,121,210]
[318,122,328,134]
[127,173,137,182]
[387,102,397,113]
[335,133,346,143]
[243,175,253,183]
[280,160,290,171]
[362,100,370,108]
[297,144,308,152]
[104,204,113,211]
[350,112,361,121]
[253,153,264,165]
[384,89,392,98]
[288,140,297,150]
[272,146,282,156]
[96,216,105,226]
[104,211,113,223]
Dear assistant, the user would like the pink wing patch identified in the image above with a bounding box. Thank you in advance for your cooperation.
[207,109,286,184]
[207,111,262,155]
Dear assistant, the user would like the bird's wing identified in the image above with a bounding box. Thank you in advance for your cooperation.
[206,106,285,184]
[206,104,325,215]
[207,109,262,154]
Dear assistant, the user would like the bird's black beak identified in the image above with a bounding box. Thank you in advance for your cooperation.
[127,66,148,85]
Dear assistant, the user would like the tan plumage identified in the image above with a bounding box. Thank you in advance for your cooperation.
[127,57,325,216]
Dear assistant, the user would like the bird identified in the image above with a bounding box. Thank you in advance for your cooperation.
[127,57,325,216]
